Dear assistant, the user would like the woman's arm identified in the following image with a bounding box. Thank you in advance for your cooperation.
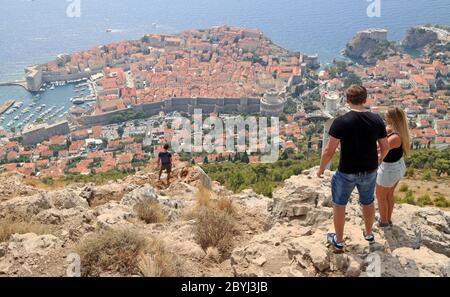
[388,134,402,149]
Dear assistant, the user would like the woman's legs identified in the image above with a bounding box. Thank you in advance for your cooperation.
[387,181,399,223]
[376,184,390,224]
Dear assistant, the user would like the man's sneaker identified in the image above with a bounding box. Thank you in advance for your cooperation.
[363,231,375,242]
[326,233,344,251]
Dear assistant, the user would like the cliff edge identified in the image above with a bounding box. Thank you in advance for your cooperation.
[0,166,448,277]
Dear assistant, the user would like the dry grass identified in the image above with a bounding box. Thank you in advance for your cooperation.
[215,197,235,215]
[76,229,148,276]
[134,201,166,224]
[76,229,183,277]
[194,206,235,254]
[205,246,221,263]
[196,185,212,208]
[138,239,184,277]
[182,186,237,256]
[0,218,51,242]
[184,185,235,217]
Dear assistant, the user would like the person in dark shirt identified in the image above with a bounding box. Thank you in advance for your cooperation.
[317,85,389,251]
[157,144,172,185]
[376,107,410,227]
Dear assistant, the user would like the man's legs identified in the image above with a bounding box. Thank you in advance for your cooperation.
[158,167,163,181]
[331,171,355,244]
[166,167,171,185]
[361,203,375,236]
[333,206,346,243]
[357,172,377,237]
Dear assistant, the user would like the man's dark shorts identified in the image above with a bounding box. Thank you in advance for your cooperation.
[161,163,172,172]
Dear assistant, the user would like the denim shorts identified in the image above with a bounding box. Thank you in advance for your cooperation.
[376,158,406,188]
[331,170,377,207]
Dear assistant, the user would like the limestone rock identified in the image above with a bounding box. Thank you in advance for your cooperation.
[7,233,62,257]
[95,202,135,230]
[0,194,51,218]
[47,190,89,210]
[120,185,158,208]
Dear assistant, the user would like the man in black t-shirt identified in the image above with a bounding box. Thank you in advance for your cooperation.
[158,144,172,185]
[317,85,389,251]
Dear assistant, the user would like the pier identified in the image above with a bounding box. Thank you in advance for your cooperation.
[0,80,28,90]
[0,100,15,115]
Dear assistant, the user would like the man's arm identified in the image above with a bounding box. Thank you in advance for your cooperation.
[317,136,340,178]
[377,137,389,164]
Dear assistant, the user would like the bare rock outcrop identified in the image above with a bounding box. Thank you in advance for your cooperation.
[120,185,158,208]
[0,194,52,219]
[231,168,450,277]
[403,25,450,49]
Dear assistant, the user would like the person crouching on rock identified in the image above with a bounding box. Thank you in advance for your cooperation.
[375,107,410,228]
[317,85,389,251]
[158,143,172,185]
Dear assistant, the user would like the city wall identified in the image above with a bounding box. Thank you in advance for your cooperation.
[79,97,262,127]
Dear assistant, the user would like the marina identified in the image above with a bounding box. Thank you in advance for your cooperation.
[0,78,97,132]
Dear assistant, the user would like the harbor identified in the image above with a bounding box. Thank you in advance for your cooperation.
[0,78,97,132]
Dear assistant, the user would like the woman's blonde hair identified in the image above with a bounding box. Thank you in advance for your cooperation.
[386,107,410,156]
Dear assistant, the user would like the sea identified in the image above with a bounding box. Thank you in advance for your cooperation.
[0,0,449,130]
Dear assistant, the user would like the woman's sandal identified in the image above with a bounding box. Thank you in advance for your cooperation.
[377,217,390,228]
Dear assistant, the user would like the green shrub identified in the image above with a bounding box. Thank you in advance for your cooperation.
[405,167,414,177]
[433,194,449,208]
[417,194,433,207]
[394,195,404,204]
[399,184,409,192]
[422,169,433,181]
[404,190,416,205]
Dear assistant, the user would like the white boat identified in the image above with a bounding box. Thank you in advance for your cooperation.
[50,85,55,90]
[14,115,20,120]
[13,101,23,108]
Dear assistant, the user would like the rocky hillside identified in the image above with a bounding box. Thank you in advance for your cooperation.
[0,166,449,277]
[403,25,450,49]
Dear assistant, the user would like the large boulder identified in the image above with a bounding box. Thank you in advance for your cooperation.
[95,202,135,230]
[120,185,158,208]
[0,194,51,219]
[387,205,450,257]
[267,169,334,228]
[47,190,89,210]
